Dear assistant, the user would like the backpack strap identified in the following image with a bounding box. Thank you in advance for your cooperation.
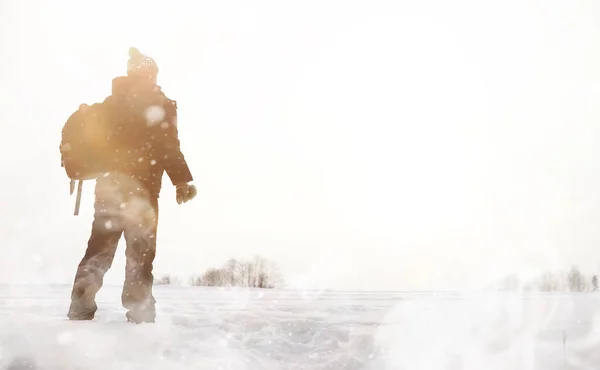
[73,180,83,216]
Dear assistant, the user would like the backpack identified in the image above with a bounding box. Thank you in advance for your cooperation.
[59,102,112,215]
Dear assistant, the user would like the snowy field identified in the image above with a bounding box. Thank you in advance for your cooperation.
[1,285,600,369]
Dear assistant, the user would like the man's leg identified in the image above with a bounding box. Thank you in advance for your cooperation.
[122,195,159,323]
[68,197,123,320]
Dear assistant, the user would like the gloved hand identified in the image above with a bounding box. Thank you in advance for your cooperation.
[176,182,197,205]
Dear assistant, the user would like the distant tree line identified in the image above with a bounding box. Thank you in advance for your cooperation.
[495,265,599,292]
[154,275,178,286]
[154,255,284,289]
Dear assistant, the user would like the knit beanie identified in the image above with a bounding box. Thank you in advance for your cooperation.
[127,47,159,79]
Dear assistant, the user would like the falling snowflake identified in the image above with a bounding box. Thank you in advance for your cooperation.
[144,106,165,127]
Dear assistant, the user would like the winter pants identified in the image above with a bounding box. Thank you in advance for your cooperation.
[67,176,159,323]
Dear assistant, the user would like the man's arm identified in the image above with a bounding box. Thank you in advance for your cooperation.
[160,99,194,186]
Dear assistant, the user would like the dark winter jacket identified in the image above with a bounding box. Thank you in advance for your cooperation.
[102,75,193,198]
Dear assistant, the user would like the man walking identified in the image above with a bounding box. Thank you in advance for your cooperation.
[66,47,197,323]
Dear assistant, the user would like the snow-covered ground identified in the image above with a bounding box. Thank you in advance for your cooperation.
[1,285,600,369]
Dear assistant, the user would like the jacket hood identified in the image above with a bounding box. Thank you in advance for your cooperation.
[111,75,159,97]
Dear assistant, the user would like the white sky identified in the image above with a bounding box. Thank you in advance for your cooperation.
[2,0,600,291]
